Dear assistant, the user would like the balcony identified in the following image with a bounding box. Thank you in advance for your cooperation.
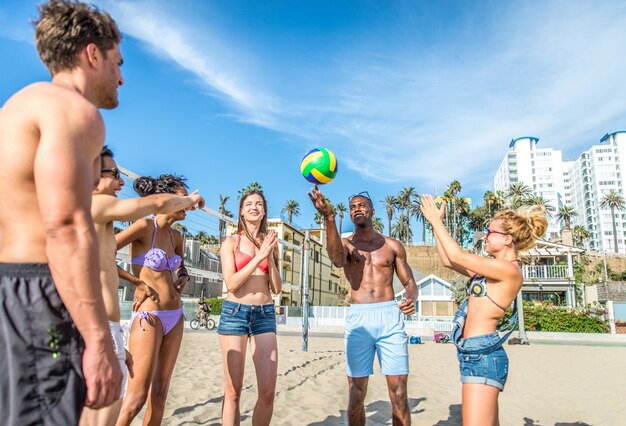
[522,265,569,281]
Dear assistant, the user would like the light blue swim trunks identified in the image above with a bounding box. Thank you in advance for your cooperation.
[345,300,409,377]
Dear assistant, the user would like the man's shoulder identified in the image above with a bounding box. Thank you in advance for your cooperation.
[16,82,96,108]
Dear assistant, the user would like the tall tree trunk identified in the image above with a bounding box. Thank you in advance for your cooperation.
[612,206,619,253]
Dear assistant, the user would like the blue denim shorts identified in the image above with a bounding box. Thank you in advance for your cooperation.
[456,332,509,391]
[217,300,276,336]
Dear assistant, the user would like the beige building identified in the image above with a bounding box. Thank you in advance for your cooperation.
[226,219,345,306]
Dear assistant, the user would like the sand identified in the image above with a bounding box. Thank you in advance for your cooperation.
[131,328,626,425]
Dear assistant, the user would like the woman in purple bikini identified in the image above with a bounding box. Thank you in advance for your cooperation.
[115,174,196,426]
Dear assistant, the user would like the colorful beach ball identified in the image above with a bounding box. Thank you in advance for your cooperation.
[300,147,338,185]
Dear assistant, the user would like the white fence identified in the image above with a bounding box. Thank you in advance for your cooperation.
[279,305,453,331]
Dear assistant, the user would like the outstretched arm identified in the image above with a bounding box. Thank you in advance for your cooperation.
[308,186,347,267]
[421,195,517,282]
[92,191,205,224]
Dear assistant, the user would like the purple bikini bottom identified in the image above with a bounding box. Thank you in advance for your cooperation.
[130,307,184,336]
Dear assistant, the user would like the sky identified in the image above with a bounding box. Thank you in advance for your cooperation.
[2,0,626,237]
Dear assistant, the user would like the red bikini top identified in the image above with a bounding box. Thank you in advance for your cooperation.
[234,234,269,274]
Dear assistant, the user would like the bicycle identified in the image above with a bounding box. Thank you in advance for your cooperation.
[190,312,216,330]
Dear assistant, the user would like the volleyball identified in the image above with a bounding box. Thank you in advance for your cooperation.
[300,147,338,185]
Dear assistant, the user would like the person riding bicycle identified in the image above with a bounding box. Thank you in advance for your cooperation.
[196,299,211,325]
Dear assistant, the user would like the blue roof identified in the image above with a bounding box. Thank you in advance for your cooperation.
[509,136,540,148]
[600,131,626,143]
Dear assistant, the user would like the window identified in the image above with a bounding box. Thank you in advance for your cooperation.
[421,301,454,317]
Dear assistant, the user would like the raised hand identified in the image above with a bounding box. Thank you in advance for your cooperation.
[307,185,334,218]
[258,230,278,259]
[188,190,206,210]
[420,194,446,225]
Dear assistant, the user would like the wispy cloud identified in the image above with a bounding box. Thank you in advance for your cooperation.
[99,0,626,191]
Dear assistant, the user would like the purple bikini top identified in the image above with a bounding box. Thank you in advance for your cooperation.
[130,216,183,272]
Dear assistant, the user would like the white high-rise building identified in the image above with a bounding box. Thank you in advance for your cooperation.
[568,131,626,253]
[494,137,566,238]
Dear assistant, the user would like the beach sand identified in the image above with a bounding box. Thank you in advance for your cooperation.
[131,329,626,425]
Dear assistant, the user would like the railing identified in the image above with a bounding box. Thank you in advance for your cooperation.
[522,265,569,280]
[278,306,454,330]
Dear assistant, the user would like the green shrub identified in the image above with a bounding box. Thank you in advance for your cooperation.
[522,301,609,333]
[203,297,224,314]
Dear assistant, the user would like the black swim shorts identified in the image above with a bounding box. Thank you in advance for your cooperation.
[0,263,86,426]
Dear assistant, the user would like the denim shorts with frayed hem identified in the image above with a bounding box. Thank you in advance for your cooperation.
[457,332,509,391]
[217,300,277,336]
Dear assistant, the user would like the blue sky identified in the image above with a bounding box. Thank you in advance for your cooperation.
[2,0,626,237]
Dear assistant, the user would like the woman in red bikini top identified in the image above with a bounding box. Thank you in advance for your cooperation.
[218,189,282,426]
[115,173,195,426]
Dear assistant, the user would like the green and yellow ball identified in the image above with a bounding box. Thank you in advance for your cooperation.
[301,147,338,185]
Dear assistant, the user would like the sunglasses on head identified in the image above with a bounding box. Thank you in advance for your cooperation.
[348,191,372,203]
[101,167,121,179]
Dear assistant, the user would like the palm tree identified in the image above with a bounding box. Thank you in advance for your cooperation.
[335,202,347,234]
[455,197,471,246]
[524,195,555,218]
[397,187,417,217]
[281,200,301,224]
[238,181,263,199]
[494,190,508,211]
[391,215,412,243]
[556,205,578,230]
[195,230,210,246]
[372,217,384,234]
[408,196,426,242]
[173,223,189,238]
[314,211,324,227]
[381,195,398,238]
[396,186,419,244]
[600,190,626,253]
[483,190,497,215]
[218,194,231,244]
[507,182,533,199]
[572,225,590,248]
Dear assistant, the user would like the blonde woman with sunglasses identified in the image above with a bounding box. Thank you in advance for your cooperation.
[421,194,547,426]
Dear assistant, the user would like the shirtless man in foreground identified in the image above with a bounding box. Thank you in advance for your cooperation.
[0,1,124,424]
[80,146,205,426]
[309,188,418,426]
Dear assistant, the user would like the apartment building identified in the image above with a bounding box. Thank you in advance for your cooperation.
[494,136,566,238]
[568,131,626,252]
[494,132,626,253]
